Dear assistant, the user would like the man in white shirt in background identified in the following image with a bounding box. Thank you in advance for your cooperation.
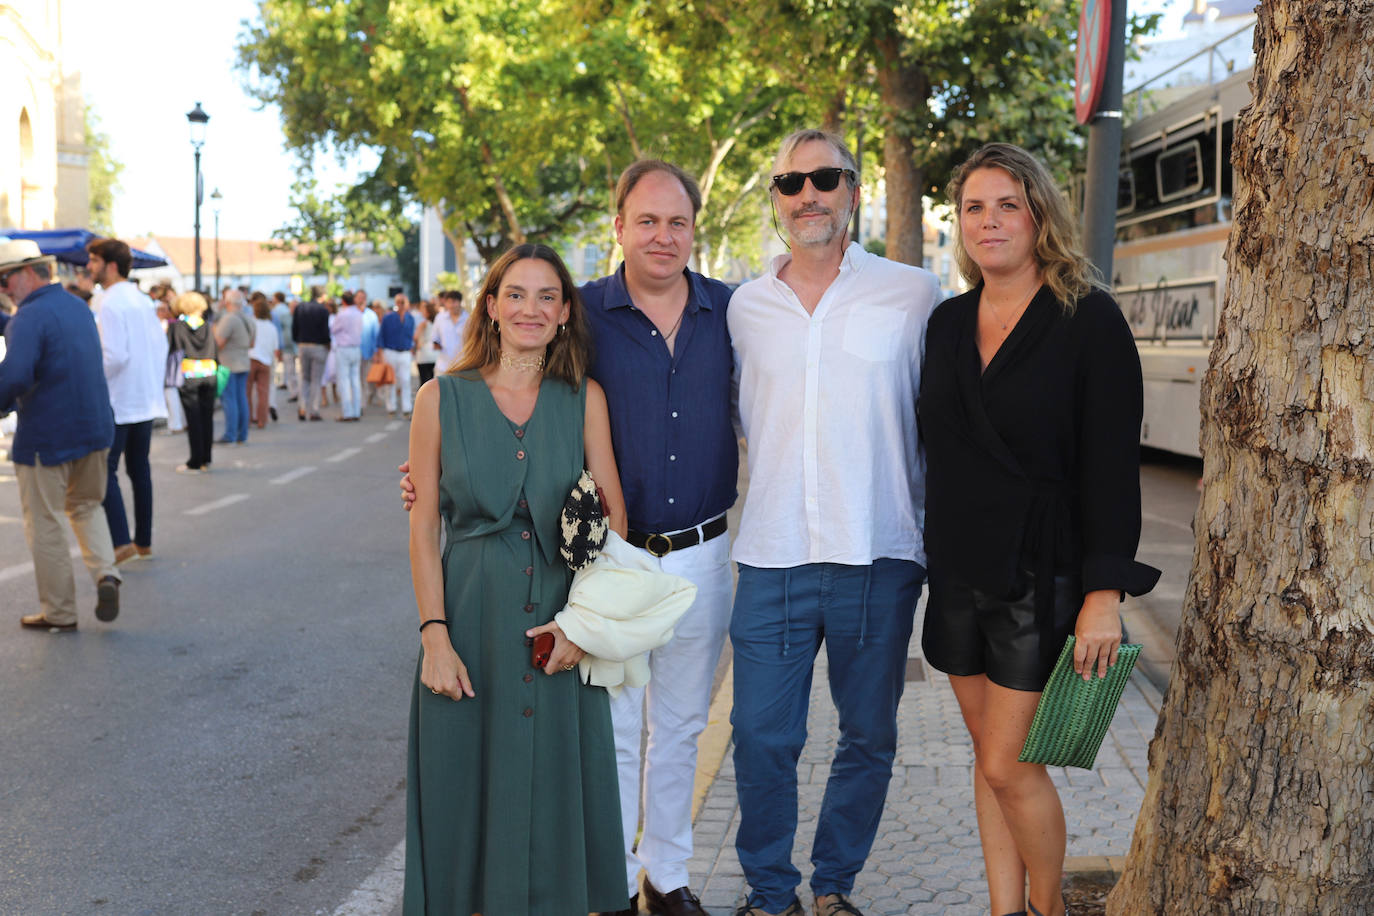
[88,238,169,565]
[431,289,467,373]
[725,129,941,916]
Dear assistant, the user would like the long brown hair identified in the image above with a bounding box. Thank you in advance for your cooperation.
[450,244,590,390]
[948,142,1104,311]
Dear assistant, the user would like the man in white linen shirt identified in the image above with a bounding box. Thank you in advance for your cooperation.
[726,129,940,916]
[431,289,467,373]
[89,238,168,565]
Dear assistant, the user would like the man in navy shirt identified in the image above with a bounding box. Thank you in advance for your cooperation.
[399,161,737,916]
[378,292,417,417]
[581,161,738,916]
[0,240,122,629]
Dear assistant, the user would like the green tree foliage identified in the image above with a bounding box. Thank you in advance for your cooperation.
[239,0,1156,271]
[269,172,406,282]
[85,104,123,235]
[240,0,616,264]
[692,0,1159,264]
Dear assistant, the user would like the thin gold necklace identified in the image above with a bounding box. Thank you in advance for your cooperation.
[986,285,1038,331]
[499,351,545,372]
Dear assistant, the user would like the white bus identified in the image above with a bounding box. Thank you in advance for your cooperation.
[1089,24,1255,458]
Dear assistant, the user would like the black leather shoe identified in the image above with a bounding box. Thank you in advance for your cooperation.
[94,576,120,622]
[596,893,637,916]
[643,880,707,916]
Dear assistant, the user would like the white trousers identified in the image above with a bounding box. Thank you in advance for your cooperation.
[278,350,298,397]
[608,523,734,895]
[382,349,413,414]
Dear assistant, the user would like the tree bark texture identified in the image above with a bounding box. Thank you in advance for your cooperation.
[875,34,928,267]
[1110,3,1374,913]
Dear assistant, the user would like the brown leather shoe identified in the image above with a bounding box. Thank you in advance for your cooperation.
[596,893,637,916]
[113,543,138,565]
[20,613,77,632]
[643,880,707,916]
[813,893,864,915]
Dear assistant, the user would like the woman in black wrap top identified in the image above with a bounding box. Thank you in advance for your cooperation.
[919,144,1159,916]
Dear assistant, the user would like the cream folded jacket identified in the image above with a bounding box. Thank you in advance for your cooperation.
[554,531,698,697]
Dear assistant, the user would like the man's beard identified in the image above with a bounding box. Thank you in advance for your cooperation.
[785,200,853,247]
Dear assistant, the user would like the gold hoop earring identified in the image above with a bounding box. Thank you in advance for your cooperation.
[490,318,499,333]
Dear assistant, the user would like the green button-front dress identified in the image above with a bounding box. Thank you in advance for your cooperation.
[404,372,627,916]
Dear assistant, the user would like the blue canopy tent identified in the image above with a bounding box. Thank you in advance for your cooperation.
[2,229,168,269]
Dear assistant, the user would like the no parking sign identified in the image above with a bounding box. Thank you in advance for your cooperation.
[1076,0,1112,124]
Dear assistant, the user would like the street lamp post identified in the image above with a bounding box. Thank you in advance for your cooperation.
[211,187,223,299]
[186,102,209,294]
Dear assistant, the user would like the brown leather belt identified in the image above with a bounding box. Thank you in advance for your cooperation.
[626,515,728,558]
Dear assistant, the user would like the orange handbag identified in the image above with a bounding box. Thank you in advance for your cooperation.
[367,360,395,385]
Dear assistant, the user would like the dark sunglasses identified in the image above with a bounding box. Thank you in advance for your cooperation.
[0,268,20,289]
[771,167,856,196]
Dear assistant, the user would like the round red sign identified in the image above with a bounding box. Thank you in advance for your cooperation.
[1076,0,1112,124]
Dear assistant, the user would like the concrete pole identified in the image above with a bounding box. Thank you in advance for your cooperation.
[1082,0,1129,286]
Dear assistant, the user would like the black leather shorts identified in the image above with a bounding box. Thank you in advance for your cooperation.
[921,568,1082,692]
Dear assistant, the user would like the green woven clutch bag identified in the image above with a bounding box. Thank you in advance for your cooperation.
[1018,636,1142,769]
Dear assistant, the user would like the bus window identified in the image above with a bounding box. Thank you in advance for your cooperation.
[1117,167,1136,216]
[1157,139,1205,203]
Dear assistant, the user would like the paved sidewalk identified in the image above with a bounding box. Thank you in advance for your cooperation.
[685,599,1161,915]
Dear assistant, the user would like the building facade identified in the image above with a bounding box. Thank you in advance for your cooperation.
[1,0,88,232]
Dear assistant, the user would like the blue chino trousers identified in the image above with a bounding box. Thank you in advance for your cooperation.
[730,559,924,912]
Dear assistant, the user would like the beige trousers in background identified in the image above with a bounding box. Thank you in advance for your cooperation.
[15,449,119,625]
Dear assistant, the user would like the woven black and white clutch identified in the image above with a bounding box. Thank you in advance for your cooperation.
[560,469,609,571]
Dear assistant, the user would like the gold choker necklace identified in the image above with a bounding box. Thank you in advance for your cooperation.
[500,351,545,372]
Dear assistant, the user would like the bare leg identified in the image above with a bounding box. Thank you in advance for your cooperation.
[949,674,1031,914]
[980,679,1065,916]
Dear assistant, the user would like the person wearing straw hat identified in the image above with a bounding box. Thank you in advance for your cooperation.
[0,238,122,630]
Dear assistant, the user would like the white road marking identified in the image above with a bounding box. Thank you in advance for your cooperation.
[0,546,81,584]
[184,493,250,516]
[384,421,404,432]
[270,466,318,485]
[326,447,363,464]
[331,838,405,916]
[365,433,387,444]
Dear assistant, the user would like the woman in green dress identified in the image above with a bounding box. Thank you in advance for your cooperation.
[404,243,630,916]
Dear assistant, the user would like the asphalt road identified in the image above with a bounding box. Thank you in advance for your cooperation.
[0,402,417,915]
[0,397,1203,914]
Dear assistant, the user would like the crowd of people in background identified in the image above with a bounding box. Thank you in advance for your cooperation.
[0,231,470,628]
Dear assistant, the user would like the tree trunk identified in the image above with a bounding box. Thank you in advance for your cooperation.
[821,87,846,134]
[1109,3,1374,912]
[874,34,928,267]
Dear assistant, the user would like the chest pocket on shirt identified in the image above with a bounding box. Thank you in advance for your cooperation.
[842,304,905,362]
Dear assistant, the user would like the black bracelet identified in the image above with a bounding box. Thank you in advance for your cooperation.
[419,618,448,633]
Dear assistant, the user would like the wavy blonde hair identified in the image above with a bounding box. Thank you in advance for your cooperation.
[172,291,208,317]
[450,243,589,391]
[948,143,1104,311]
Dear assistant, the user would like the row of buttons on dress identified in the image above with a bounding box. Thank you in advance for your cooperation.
[516,455,536,717]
